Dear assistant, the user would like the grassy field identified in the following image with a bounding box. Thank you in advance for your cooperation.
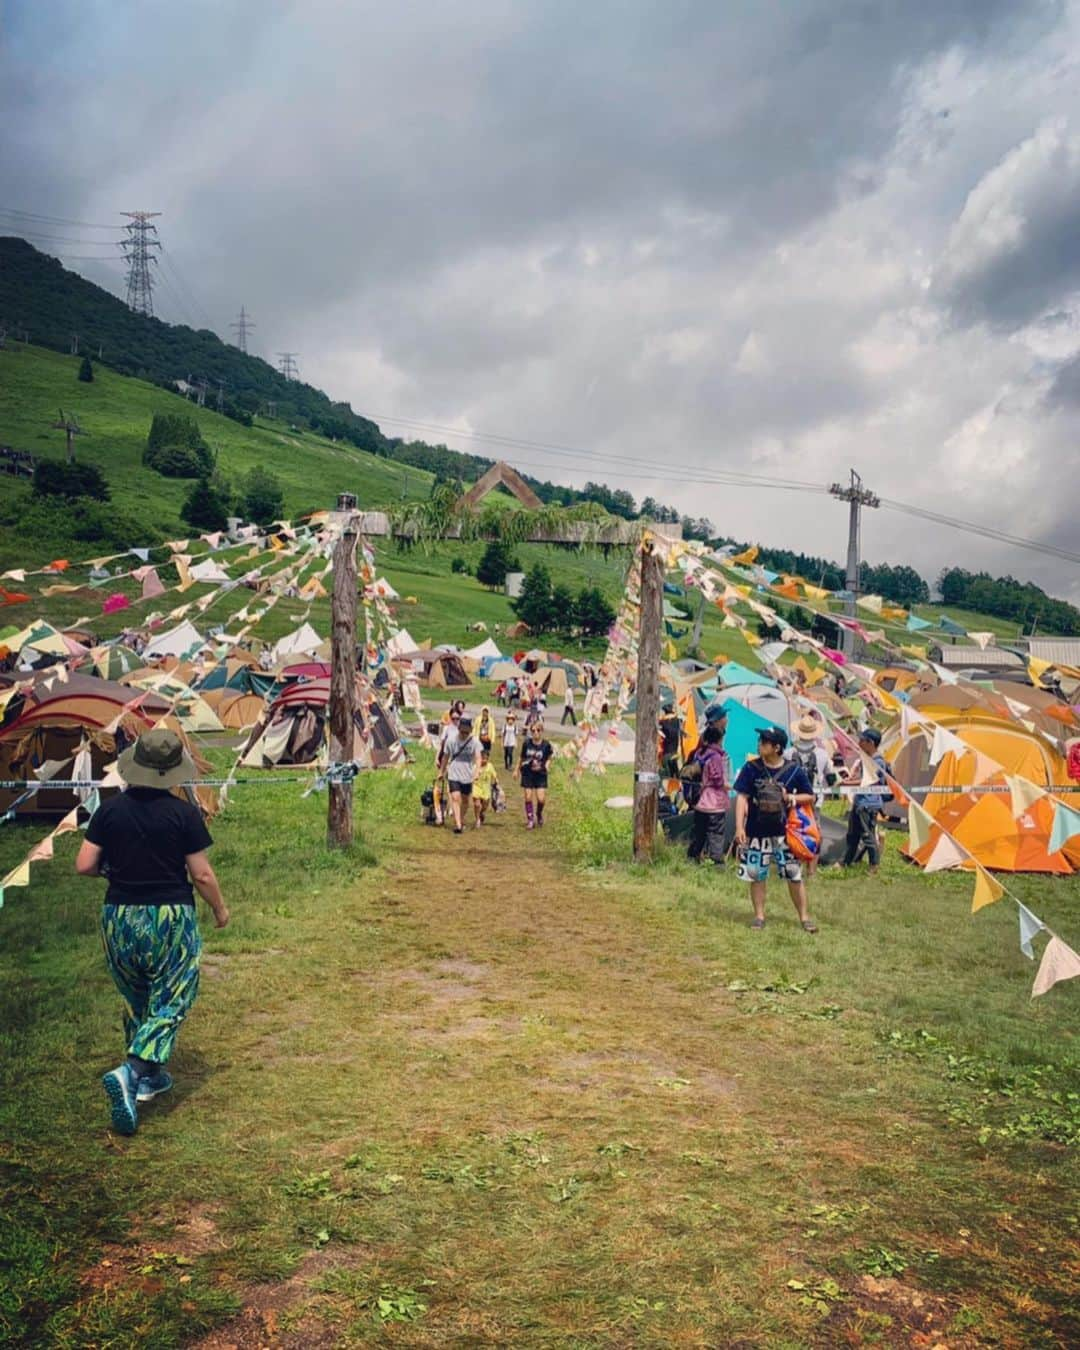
[1,748,1077,1347]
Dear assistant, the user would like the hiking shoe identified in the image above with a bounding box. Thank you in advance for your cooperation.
[136,1069,174,1102]
[102,1064,138,1135]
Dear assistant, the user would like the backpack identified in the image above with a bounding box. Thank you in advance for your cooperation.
[680,756,703,808]
[753,766,788,834]
[420,785,436,825]
[794,745,817,788]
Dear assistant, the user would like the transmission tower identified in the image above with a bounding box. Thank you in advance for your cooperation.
[277,351,299,381]
[231,306,254,354]
[120,211,162,316]
[828,469,880,654]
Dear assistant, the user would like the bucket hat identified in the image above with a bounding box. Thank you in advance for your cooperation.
[792,713,819,741]
[118,729,196,789]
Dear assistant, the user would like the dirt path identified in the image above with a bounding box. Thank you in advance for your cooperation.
[179,776,1071,1347]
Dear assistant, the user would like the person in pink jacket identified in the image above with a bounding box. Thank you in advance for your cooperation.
[687,715,732,864]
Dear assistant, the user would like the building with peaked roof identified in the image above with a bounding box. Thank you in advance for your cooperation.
[460,461,543,511]
[1020,638,1080,667]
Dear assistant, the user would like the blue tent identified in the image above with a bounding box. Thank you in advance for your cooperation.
[716,660,776,689]
[716,699,782,771]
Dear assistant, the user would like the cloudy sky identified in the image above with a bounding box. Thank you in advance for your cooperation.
[4,0,1080,598]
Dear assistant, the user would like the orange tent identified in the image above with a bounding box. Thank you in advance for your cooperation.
[884,713,1080,874]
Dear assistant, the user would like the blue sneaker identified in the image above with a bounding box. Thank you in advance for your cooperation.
[102,1064,138,1135]
[136,1069,173,1103]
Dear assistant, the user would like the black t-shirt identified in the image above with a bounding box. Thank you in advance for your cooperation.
[733,757,812,840]
[519,738,553,777]
[86,788,213,906]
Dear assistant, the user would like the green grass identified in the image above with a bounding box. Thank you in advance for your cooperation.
[1,749,1077,1345]
[0,342,432,570]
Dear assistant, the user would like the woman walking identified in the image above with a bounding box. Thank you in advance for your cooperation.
[517,720,554,829]
[686,716,731,865]
[437,713,480,834]
[75,729,229,1136]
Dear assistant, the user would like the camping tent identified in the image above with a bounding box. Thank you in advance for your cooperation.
[143,620,206,662]
[716,660,776,689]
[883,713,1080,874]
[391,650,472,688]
[91,645,143,681]
[714,682,791,728]
[386,628,417,660]
[271,623,324,663]
[239,677,403,769]
[0,674,175,817]
[464,637,503,662]
[203,690,266,730]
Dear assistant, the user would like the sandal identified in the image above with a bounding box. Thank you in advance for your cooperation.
[750,917,766,930]
[801,919,818,934]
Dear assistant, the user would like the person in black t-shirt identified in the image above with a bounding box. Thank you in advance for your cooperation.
[76,730,228,1136]
[733,726,818,933]
[516,721,554,828]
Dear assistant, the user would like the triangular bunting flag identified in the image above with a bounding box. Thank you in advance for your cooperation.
[929,724,967,767]
[1048,799,1080,854]
[924,831,969,873]
[971,865,1004,913]
[1,859,32,889]
[908,801,934,852]
[1017,903,1046,960]
[27,834,55,864]
[1005,774,1046,820]
[1031,936,1080,997]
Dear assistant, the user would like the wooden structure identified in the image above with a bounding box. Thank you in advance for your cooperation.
[327,491,680,859]
[460,460,543,511]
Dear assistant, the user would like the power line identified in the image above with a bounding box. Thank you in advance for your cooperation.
[0,205,118,229]
[277,352,299,380]
[879,498,1080,566]
[120,211,161,317]
[159,247,214,330]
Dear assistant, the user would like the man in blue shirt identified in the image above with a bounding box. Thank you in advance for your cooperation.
[733,726,818,932]
[839,727,893,874]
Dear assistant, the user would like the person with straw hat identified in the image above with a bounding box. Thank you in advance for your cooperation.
[76,729,228,1136]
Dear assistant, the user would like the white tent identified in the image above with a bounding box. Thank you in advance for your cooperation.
[272,622,324,662]
[143,619,206,661]
[386,628,417,659]
[189,558,232,584]
[464,637,503,661]
[370,576,400,600]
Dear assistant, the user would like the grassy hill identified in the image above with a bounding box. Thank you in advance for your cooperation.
[0,342,431,569]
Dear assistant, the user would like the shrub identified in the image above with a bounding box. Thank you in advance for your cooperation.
[78,355,94,382]
[181,478,230,531]
[0,493,149,550]
[144,412,215,477]
[144,442,215,477]
[32,459,110,502]
[450,557,470,575]
[241,467,284,525]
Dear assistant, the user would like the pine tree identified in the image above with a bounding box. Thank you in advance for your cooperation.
[78,355,94,382]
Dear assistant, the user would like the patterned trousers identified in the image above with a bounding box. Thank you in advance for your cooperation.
[101,904,202,1064]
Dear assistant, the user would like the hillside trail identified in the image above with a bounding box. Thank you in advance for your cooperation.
[186,774,1004,1348]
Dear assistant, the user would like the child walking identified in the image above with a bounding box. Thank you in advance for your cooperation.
[501,711,518,770]
[473,749,499,827]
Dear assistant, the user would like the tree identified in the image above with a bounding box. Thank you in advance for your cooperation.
[475,538,520,589]
[32,459,110,501]
[574,585,616,636]
[514,562,556,632]
[78,354,94,382]
[144,411,215,477]
[180,478,229,531]
[550,583,575,633]
[241,466,284,524]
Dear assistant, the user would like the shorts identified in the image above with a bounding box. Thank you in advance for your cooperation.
[737,837,802,883]
[449,780,473,797]
[520,771,548,790]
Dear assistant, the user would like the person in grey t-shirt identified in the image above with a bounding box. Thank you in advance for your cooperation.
[438,715,480,834]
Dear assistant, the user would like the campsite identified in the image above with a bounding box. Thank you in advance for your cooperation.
[4,10,1080,1336]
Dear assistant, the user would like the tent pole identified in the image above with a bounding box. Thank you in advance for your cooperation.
[633,537,664,862]
[328,519,358,848]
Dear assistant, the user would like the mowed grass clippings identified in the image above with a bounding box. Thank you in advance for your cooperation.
[0,749,1076,1346]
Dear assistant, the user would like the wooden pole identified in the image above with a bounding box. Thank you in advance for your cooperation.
[327,520,358,848]
[632,538,664,862]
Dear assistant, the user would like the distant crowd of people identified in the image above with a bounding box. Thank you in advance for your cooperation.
[430,699,554,833]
